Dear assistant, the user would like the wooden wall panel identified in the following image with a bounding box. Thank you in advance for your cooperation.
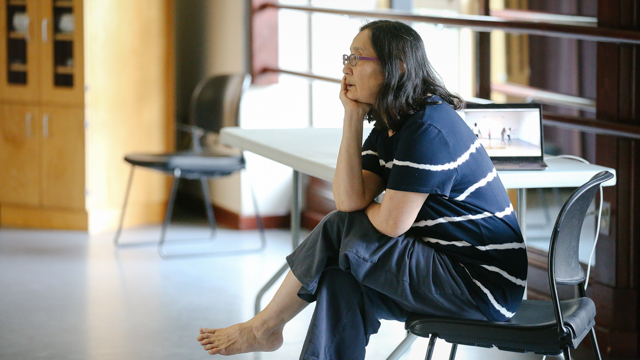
[593,0,640,357]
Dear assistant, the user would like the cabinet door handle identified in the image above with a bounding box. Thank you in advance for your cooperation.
[25,113,32,137]
[41,18,48,43]
[25,18,31,42]
[42,114,50,138]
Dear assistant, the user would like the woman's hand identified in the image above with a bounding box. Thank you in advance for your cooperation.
[339,75,371,120]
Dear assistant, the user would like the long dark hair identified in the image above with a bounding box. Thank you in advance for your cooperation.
[360,20,465,131]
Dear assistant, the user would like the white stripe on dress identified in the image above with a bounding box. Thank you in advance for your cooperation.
[392,139,482,172]
[481,265,527,287]
[455,168,498,201]
[495,204,514,218]
[422,237,471,247]
[379,159,393,168]
[362,150,378,156]
[475,242,525,251]
[421,237,524,252]
[463,265,515,318]
[413,204,514,227]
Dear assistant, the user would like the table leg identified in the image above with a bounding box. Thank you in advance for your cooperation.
[254,170,303,314]
[516,188,528,299]
[516,188,527,241]
[291,170,302,248]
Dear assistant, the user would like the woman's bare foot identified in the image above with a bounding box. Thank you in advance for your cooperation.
[197,271,308,355]
[196,319,284,356]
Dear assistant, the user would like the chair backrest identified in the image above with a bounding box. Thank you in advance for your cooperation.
[189,73,252,134]
[548,170,613,288]
[547,170,613,337]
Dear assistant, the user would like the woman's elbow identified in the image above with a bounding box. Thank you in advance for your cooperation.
[379,227,406,238]
[333,192,367,212]
[376,221,412,238]
[334,200,365,213]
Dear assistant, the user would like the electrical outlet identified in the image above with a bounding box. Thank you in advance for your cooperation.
[600,201,611,236]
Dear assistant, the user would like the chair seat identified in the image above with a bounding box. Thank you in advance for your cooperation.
[125,150,245,177]
[406,298,596,355]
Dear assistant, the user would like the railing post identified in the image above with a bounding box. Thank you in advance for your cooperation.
[251,0,279,85]
[476,0,491,100]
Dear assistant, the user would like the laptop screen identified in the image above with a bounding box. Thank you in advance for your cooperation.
[457,103,544,161]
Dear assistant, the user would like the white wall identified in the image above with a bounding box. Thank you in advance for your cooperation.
[206,1,300,217]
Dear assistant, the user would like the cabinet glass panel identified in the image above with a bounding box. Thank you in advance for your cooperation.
[6,0,28,84]
[52,0,73,87]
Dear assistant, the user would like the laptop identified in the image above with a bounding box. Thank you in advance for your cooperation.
[458,103,548,171]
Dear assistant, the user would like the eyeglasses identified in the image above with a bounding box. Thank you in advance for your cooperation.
[343,54,378,66]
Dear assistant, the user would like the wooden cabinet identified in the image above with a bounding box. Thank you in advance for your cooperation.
[0,104,40,206]
[0,0,174,232]
[40,106,85,209]
[0,104,84,208]
[39,0,84,105]
[0,0,83,104]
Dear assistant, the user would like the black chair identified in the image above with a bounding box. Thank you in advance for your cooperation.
[114,73,266,258]
[395,171,613,360]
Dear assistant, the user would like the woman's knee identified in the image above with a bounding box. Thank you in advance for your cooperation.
[314,210,350,241]
[321,210,348,227]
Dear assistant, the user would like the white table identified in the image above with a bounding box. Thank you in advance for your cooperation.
[220,127,617,315]
[221,127,616,188]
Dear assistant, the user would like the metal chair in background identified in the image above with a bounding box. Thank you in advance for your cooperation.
[114,74,266,258]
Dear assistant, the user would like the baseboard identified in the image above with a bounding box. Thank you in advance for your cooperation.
[0,205,88,231]
[212,204,289,230]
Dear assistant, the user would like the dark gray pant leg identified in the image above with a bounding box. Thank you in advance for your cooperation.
[299,268,407,360]
[299,268,368,360]
[287,210,486,359]
[287,210,350,297]
[287,210,482,319]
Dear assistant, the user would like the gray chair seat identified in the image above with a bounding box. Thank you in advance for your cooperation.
[407,297,596,355]
[125,151,245,177]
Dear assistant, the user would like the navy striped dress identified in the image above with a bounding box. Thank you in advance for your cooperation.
[361,97,527,322]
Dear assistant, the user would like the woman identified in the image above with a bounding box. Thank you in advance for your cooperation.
[197,20,527,359]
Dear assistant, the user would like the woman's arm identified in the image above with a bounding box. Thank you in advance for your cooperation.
[332,121,384,211]
[333,76,384,211]
[365,189,428,238]
[333,74,428,235]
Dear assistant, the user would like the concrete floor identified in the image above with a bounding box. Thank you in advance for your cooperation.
[0,210,599,360]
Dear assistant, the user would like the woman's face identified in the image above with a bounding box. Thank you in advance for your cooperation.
[343,29,384,105]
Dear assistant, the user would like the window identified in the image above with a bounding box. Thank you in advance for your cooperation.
[260,0,473,128]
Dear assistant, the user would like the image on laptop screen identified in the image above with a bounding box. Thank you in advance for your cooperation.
[457,103,547,170]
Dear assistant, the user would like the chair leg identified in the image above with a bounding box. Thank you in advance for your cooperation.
[563,347,572,360]
[386,332,418,360]
[448,343,458,360]
[158,169,267,259]
[114,165,135,246]
[158,169,181,258]
[425,335,438,360]
[589,329,603,360]
[200,178,218,236]
[255,263,289,315]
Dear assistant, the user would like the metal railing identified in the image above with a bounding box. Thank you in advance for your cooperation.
[257,3,640,45]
